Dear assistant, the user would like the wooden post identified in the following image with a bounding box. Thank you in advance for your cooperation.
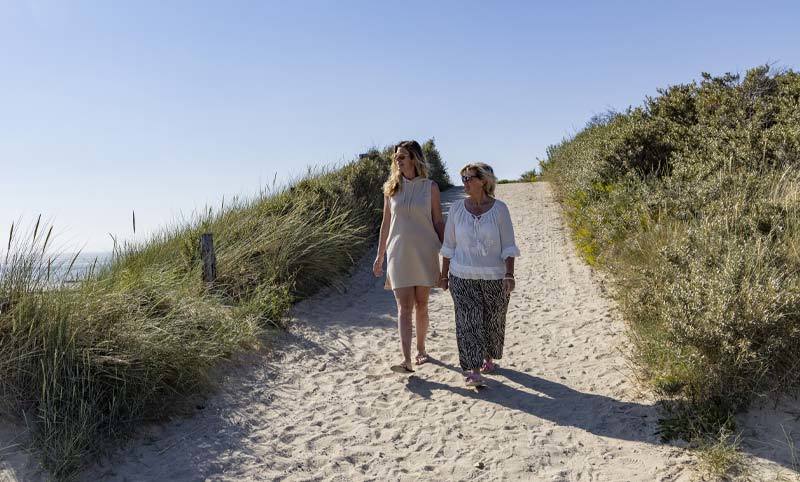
[200,233,217,284]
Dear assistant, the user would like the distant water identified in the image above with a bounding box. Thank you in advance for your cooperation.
[0,251,112,283]
[62,252,112,280]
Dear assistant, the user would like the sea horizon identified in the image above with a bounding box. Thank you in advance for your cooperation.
[0,251,113,283]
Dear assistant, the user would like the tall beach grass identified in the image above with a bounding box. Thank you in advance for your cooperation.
[0,141,450,479]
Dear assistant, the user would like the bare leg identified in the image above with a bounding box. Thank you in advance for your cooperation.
[414,286,430,360]
[393,287,415,367]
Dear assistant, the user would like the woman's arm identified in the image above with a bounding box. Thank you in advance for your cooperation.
[440,257,451,290]
[431,182,445,243]
[373,196,391,277]
[504,257,515,276]
[439,203,457,290]
[503,257,516,293]
[498,202,520,293]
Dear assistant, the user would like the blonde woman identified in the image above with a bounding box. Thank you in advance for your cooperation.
[373,140,445,373]
[439,162,519,387]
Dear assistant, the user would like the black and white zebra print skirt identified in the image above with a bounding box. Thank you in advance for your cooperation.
[448,275,510,371]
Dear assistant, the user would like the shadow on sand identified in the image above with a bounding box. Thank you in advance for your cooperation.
[407,358,664,444]
[404,357,799,475]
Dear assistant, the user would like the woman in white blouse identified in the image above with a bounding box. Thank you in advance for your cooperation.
[439,162,520,387]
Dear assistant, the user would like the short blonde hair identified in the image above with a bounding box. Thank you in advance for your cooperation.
[460,162,497,197]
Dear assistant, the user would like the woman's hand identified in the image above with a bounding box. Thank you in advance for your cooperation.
[373,256,384,277]
[503,278,515,294]
[439,276,449,291]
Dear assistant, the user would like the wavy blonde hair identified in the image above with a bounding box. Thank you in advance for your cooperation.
[460,162,497,197]
[382,140,429,197]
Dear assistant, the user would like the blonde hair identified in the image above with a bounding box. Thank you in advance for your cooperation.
[460,162,497,197]
[382,140,429,197]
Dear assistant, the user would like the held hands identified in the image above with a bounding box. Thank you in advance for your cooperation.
[439,274,449,291]
[373,256,384,277]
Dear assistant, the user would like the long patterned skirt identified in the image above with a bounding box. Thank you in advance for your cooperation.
[448,275,510,371]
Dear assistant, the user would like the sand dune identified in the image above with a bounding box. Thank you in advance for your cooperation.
[4,182,798,481]
[85,182,694,481]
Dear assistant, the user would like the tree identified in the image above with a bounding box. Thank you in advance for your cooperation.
[422,138,453,190]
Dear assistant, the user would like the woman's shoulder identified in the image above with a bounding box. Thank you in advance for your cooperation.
[492,198,512,216]
[425,178,443,193]
[489,198,506,209]
[447,198,466,213]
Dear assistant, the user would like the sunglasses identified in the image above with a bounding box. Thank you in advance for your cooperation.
[461,174,480,183]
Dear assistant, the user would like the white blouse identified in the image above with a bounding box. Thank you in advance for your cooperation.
[440,199,520,280]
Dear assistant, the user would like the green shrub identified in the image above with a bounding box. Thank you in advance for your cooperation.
[422,138,453,190]
[520,169,538,182]
[542,65,800,441]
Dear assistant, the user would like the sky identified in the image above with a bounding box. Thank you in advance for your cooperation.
[2,0,799,251]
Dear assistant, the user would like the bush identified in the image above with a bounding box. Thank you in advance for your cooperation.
[422,138,453,190]
[542,66,800,439]
[520,169,538,182]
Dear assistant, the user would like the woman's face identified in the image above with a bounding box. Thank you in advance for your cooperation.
[394,147,412,173]
[462,169,485,196]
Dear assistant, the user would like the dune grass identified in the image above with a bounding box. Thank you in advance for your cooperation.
[540,65,800,474]
[0,141,450,479]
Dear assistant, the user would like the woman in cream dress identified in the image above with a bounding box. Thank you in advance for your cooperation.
[373,140,445,373]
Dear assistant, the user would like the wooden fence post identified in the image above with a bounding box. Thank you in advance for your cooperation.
[200,233,217,284]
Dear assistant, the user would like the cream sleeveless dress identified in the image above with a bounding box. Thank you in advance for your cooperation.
[385,177,441,290]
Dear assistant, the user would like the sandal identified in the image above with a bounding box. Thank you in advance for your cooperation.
[390,361,415,373]
[415,353,430,365]
[480,360,497,374]
[465,372,486,387]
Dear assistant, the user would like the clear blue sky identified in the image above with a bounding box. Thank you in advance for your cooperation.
[2,0,798,251]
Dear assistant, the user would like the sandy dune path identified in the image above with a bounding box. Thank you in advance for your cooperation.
[76,182,702,481]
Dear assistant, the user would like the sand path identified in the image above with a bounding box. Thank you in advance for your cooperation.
[5,182,797,481]
[81,182,698,481]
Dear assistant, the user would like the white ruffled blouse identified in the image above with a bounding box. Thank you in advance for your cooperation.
[440,199,520,280]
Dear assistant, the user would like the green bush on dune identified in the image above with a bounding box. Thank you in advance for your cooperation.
[423,138,454,190]
[0,140,448,479]
[541,66,800,436]
[520,169,538,182]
